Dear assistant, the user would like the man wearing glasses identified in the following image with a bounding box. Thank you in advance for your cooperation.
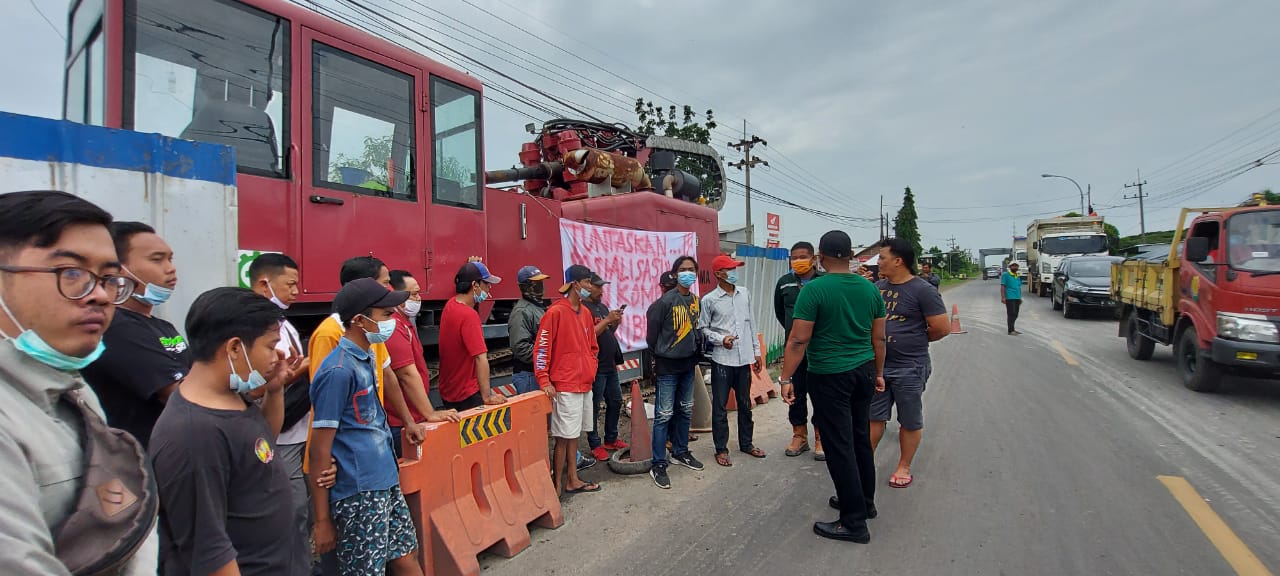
[0,190,158,574]
[82,222,191,450]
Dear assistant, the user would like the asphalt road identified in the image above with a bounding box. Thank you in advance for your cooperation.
[479,279,1280,575]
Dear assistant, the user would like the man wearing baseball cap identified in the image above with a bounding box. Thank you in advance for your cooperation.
[509,265,550,395]
[438,262,507,411]
[700,254,765,467]
[309,278,426,573]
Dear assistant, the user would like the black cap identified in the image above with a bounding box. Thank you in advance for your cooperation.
[819,230,853,259]
[560,264,594,293]
[334,278,409,323]
[455,262,502,285]
[659,270,677,289]
[590,273,609,286]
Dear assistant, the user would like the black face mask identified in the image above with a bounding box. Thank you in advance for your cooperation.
[521,282,545,303]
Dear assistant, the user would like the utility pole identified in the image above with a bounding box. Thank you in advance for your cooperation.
[879,194,885,241]
[1087,184,1092,214]
[728,120,767,245]
[1124,169,1148,243]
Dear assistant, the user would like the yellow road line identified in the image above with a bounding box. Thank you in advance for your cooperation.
[1050,340,1078,366]
[1158,475,1274,576]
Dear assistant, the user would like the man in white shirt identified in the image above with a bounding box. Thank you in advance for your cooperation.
[699,254,764,468]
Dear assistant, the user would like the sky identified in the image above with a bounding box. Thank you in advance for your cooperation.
[5,0,1279,265]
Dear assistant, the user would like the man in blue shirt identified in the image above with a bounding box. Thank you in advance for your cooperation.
[1001,263,1023,335]
[309,278,423,576]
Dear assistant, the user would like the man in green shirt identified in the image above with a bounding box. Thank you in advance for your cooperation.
[779,230,886,544]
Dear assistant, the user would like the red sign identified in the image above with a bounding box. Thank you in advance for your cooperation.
[765,239,781,248]
[766,212,781,232]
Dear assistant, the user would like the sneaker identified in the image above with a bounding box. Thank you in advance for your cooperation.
[591,446,609,461]
[602,439,629,450]
[651,464,671,489]
[576,453,597,471]
[671,452,704,471]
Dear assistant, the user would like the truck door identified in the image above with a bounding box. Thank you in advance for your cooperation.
[1181,219,1221,325]
[300,30,427,295]
[422,76,486,301]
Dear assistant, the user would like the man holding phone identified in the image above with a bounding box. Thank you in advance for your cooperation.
[700,255,765,467]
[585,274,627,461]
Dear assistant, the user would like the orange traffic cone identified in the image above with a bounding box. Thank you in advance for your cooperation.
[950,304,967,334]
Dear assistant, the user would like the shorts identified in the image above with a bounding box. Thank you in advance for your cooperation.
[870,363,931,430]
[550,390,594,439]
[331,486,418,575]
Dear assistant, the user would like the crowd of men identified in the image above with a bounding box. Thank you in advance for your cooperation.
[0,189,953,576]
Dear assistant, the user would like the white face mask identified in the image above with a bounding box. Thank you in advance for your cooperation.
[266,282,289,310]
[403,299,422,317]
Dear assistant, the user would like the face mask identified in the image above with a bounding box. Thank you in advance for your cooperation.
[725,271,739,285]
[362,316,397,344]
[474,289,489,304]
[403,299,422,317]
[132,282,172,307]
[227,342,267,394]
[677,271,697,288]
[577,287,593,300]
[266,283,289,310]
[522,283,544,302]
[791,259,813,276]
[0,293,105,371]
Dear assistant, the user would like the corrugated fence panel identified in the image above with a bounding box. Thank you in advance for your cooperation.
[734,245,792,363]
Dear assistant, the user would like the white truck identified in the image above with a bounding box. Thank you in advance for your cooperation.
[1011,236,1028,282]
[1026,216,1108,297]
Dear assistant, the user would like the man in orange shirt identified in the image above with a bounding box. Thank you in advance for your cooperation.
[535,265,603,496]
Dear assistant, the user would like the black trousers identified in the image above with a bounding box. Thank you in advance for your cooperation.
[711,363,755,453]
[810,361,877,528]
[787,356,812,427]
[1005,299,1022,333]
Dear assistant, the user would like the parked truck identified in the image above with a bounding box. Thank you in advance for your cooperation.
[1026,216,1108,297]
[1011,236,1028,282]
[1114,206,1280,392]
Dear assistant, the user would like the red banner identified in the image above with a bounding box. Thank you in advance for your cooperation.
[560,219,698,352]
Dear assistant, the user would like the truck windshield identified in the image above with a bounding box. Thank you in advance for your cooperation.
[1227,211,1280,272]
[1041,235,1107,255]
[1016,251,1027,261]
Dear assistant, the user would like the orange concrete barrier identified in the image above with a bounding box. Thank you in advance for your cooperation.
[725,334,778,411]
[398,392,563,576]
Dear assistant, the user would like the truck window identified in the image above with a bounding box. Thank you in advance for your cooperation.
[431,77,482,209]
[1040,235,1108,255]
[312,43,416,201]
[1227,211,1280,272]
[127,0,289,177]
[1016,251,1027,262]
[65,0,105,125]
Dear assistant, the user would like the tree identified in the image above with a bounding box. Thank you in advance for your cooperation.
[634,100,721,201]
[893,187,922,258]
[1104,223,1120,254]
[331,135,394,188]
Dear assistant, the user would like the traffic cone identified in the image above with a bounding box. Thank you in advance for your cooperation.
[950,303,967,334]
[629,379,652,462]
[690,365,712,432]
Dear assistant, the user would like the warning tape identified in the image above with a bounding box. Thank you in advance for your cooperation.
[459,406,512,447]
[616,358,641,371]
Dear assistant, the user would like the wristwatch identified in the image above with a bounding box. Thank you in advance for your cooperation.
[778,377,791,384]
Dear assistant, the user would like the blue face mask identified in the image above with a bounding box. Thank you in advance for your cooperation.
[577,287,593,300]
[227,342,267,394]
[677,271,697,288]
[725,271,739,285]
[474,289,489,304]
[132,281,173,307]
[363,317,397,345]
[0,293,104,371]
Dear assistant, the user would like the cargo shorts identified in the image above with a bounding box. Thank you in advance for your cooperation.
[870,363,931,430]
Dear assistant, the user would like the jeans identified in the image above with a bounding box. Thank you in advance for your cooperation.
[512,371,539,394]
[651,369,695,467]
[586,370,622,448]
[786,356,813,427]
[279,442,313,576]
[1005,299,1022,332]
[710,363,754,454]
[811,361,878,528]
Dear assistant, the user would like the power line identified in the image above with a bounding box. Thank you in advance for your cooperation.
[27,0,63,41]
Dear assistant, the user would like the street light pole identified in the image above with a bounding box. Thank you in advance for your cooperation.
[1041,173,1085,215]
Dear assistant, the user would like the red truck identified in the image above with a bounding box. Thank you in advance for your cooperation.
[1114,205,1280,392]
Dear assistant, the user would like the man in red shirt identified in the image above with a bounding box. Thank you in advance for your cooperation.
[438,263,507,411]
[535,265,603,496]
[386,270,459,457]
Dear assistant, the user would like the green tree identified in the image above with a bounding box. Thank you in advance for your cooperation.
[634,100,721,201]
[893,187,922,257]
[331,135,394,188]
[1104,223,1120,254]
[1063,211,1083,217]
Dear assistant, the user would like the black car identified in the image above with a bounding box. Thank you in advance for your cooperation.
[1051,256,1123,318]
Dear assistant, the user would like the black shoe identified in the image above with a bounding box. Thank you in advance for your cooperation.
[671,452,705,471]
[651,464,671,489]
[576,453,597,471]
[813,520,870,544]
[828,496,877,519]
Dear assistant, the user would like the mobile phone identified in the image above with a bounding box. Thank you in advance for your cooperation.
[618,304,627,311]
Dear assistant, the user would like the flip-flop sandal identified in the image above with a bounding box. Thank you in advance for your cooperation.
[889,473,913,488]
[742,447,767,459]
[715,453,733,467]
[565,482,602,494]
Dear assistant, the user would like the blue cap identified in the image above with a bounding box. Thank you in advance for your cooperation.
[517,265,549,284]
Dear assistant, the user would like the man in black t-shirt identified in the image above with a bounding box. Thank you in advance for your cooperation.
[82,222,189,448]
[150,287,310,575]
[585,273,626,462]
[871,239,950,490]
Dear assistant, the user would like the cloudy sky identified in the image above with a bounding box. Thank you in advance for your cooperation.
[5,0,1279,264]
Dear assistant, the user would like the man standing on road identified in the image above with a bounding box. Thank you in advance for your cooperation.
[645,256,705,489]
[871,239,949,489]
[919,261,941,289]
[1002,263,1023,335]
[509,265,550,395]
[585,273,627,462]
[82,221,189,450]
[439,262,508,411]
[774,241,823,459]
[701,254,765,467]
[779,230,886,544]
[534,265,603,496]
[386,270,459,458]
